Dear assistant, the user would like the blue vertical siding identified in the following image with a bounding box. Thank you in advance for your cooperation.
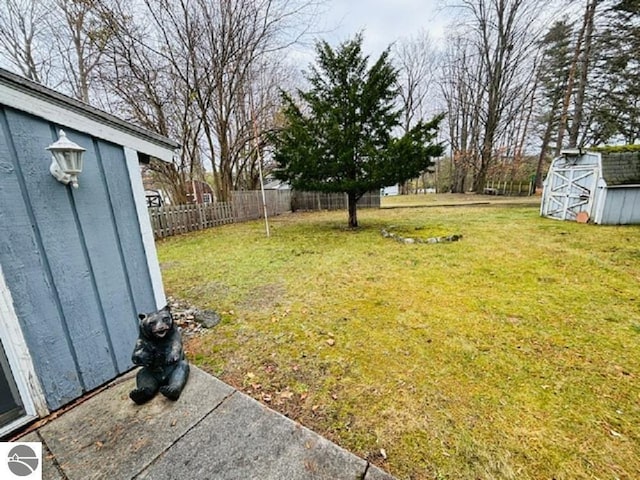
[0,109,83,408]
[0,106,157,410]
[96,142,157,316]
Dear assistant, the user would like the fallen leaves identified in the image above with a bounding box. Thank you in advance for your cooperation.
[279,390,294,400]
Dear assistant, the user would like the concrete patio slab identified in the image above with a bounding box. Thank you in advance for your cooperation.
[19,431,64,480]
[136,391,367,480]
[365,464,397,480]
[38,367,233,480]
[17,366,397,480]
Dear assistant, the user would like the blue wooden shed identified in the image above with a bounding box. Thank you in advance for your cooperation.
[541,149,640,224]
[0,68,178,437]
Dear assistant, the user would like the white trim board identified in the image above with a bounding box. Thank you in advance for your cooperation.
[125,147,166,309]
[0,83,177,162]
[0,415,35,439]
[0,263,49,428]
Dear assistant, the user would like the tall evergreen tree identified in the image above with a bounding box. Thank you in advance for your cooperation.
[534,19,573,188]
[272,34,443,228]
[589,0,640,144]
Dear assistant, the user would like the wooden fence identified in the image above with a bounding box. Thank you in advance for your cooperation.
[148,190,381,239]
[483,179,533,196]
[291,191,381,211]
[231,190,291,221]
[149,190,290,239]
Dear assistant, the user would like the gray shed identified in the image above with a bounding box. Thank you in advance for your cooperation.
[0,68,178,437]
[540,149,640,224]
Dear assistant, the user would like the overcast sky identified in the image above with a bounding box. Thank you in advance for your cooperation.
[309,0,452,58]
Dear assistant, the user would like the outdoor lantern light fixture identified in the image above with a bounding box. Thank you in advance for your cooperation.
[46,129,85,188]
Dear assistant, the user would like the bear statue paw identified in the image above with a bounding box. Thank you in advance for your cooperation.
[159,385,182,401]
[129,387,155,405]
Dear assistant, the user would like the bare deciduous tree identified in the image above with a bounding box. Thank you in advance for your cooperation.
[464,0,544,192]
[128,0,319,201]
[236,57,296,190]
[394,30,441,193]
[441,36,483,193]
[88,0,318,203]
[443,0,547,192]
[0,0,55,82]
[567,0,597,148]
[0,0,319,204]
[394,30,440,133]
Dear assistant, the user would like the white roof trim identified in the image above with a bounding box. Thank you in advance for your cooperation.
[0,69,178,162]
[604,184,640,189]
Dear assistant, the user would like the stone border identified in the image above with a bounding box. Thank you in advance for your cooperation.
[381,228,463,245]
[168,296,221,336]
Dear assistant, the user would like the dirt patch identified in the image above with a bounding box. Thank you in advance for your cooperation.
[237,282,288,312]
[187,281,233,302]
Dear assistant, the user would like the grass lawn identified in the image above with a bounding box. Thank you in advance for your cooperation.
[157,195,640,480]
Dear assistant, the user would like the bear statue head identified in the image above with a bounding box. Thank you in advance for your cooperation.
[138,305,174,340]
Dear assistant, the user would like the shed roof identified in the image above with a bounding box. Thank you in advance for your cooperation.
[601,151,640,186]
[0,68,179,161]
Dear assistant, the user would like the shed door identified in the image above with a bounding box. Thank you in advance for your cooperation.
[543,164,598,221]
[0,339,25,428]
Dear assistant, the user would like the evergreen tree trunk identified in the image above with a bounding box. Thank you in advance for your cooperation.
[554,2,589,156]
[535,119,555,190]
[568,0,597,148]
[347,191,358,228]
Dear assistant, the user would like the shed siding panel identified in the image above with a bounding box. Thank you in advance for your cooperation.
[600,188,640,224]
[4,110,117,392]
[99,142,157,315]
[0,77,173,420]
[67,133,140,373]
[0,107,83,409]
[0,106,161,410]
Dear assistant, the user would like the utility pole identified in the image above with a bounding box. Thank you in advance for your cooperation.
[250,94,270,237]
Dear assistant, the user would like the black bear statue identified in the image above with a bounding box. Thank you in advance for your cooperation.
[129,305,190,404]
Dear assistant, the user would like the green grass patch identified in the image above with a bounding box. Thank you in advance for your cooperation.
[158,199,640,480]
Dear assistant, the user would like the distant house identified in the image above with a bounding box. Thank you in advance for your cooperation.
[541,149,640,224]
[187,179,215,204]
[0,68,178,437]
[141,164,214,205]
